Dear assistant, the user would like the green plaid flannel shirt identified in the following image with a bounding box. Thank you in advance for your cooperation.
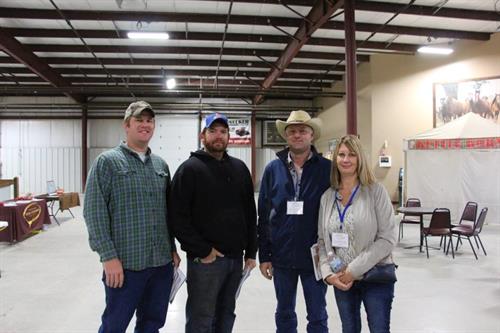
[83,143,174,271]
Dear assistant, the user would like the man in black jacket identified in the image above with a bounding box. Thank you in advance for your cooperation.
[169,112,257,333]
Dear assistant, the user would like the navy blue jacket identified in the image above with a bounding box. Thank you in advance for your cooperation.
[258,146,331,270]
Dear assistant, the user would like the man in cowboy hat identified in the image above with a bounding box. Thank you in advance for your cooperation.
[258,110,331,333]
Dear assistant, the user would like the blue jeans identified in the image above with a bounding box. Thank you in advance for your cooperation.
[185,256,243,333]
[334,281,395,333]
[273,267,328,333]
[99,263,174,333]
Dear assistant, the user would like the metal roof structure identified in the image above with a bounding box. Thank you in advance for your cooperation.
[0,0,499,106]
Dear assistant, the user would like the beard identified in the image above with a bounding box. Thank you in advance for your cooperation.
[204,139,228,153]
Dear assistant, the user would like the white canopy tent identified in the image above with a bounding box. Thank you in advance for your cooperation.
[404,113,500,224]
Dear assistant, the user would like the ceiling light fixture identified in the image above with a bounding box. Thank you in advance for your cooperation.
[127,32,169,39]
[417,46,454,55]
[166,78,177,89]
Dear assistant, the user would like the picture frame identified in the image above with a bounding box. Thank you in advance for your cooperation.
[262,120,287,146]
[328,138,339,152]
[433,76,500,128]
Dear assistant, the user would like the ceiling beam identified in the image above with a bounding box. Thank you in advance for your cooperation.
[324,21,490,41]
[4,28,418,53]
[25,44,370,62]
[196,0,500,21]
[0,67,342,81]
[0,56,347,72]
[0,7,490,40]
[0,27,84,103]
[0,76,332,88]
[0,85,335,99]
[355,1,500,21]
[254,0,344,104]
[195,0,313,5]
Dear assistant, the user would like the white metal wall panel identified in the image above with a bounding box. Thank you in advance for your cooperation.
[227,147,252,173]
[88,148,108,169]
[88,119,124,148]
[1,120,21,147]
[149,115,199,176]
[1,117,283,193]
[88,116,199,177]
[1,148,21,180]
[51,120,81,146]
[25,121,51,147]
[87,119,124,172]
[0,120,82,194]
[255,147,280,190]
[14,147,82,194]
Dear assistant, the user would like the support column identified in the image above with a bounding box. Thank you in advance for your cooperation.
[81,103,88,191]
[251,110,256,187]
[344,0,358,135]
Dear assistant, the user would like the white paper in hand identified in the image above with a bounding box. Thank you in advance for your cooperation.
[235,267,251,300]
[169,267,186,304]
[310,243,322,281]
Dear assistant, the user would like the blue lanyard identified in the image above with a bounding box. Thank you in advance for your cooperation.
[335,184,360,230]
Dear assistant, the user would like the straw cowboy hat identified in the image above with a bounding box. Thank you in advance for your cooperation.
[276,110,322,141]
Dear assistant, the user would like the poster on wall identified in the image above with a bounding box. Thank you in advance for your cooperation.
[228,118,252,145]
[434,76,500,127]
[262,120,287,146]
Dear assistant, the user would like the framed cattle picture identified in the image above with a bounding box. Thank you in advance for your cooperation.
[433,76,500,127]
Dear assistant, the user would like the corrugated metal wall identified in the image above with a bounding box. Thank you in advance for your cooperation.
[1,120,82,195]
[88,119,124,174]
[227,146,252,173]
[150,115,199,175]
[255,147,281,190]
[1,118,283,194]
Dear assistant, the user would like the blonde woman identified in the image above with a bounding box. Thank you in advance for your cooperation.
[317,135,397,333]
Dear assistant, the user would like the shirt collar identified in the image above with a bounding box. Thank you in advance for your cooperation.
[287,151,313,169]
[120,141,151,157]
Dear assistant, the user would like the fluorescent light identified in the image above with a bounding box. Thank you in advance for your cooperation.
[127,32,169,40]
[166,78,176,89]
[417,46,453,55]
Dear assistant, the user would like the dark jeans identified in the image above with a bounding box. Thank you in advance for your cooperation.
[99,263,174,333]
[185,256,243,333]
[334,280,395,333]
[273,267,328,333]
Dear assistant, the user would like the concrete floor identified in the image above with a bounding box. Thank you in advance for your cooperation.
[1,203,499,333]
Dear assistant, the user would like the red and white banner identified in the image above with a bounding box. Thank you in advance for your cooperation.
[408,137,500,150]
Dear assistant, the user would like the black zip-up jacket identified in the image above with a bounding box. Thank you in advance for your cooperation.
[169,149,257,260]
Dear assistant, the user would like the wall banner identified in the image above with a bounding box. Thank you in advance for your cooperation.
[228,118,252,145]
[408,137,500,150]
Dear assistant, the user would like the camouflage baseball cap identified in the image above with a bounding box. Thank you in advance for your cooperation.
[123,101,155,121]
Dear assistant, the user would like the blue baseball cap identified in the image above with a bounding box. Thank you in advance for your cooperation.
[204,112,229,129]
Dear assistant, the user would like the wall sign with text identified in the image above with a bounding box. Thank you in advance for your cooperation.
[228,118,252,145]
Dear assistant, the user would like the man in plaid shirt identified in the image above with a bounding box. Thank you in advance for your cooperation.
[84,100,180,333]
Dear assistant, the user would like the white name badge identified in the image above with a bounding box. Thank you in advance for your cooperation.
[287,201,304,215]
[331,232,349,248]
